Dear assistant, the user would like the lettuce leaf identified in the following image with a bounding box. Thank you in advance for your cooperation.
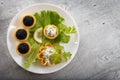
[62,52,72,61]
[30,13,42,33]
[50,43,72,64]
[57,24,76,43]
[24,34,41,68]
[50,53,62,64]
[65,26,76,34]
[38,10,64,27]
[53,43,64,52]
[58,23,76,34]
[50,51,72,64]
[24,43,40,68]
[60,32,70,43]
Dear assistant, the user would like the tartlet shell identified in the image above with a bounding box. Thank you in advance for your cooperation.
[44,25,59,39]
[14,27,29,42]
[37,42,55,66]
[16,42,31,56]
[21,14,36,29]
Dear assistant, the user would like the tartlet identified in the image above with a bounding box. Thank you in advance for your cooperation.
[22,14,36,29]
[16,42,31,56]
[37,42,55,66]
[14,27,29,42]
[44,25,59,39]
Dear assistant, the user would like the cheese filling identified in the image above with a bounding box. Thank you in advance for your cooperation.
[42,46,55,63]
[46,25,57,37]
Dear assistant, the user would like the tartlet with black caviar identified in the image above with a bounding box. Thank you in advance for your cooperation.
[22,14,36,29]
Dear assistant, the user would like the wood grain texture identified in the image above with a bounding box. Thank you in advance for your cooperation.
[1,0,120,80]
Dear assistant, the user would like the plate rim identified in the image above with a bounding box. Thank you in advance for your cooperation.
[7,3,80,74]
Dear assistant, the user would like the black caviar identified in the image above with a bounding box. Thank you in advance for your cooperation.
[16,29,27,40]
[18,43,29,54]
[23,16,34,26]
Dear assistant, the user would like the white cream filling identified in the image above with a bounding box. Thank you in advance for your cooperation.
[46,25,57,37]
[42,46,55,63]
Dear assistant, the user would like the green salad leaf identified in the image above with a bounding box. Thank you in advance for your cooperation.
[66,26,76,34]
[62,52,72,61]
[30,13,42,33]
[50,53,62,64]
[36,10,64,27]
[60,32,70,43]
[50,51,72,64]
[58,23,76,34]
[24,44,40,68]
[57,23,76,43]
[53,43,64,53]
[24,34,41,68]
[50,43,72,64]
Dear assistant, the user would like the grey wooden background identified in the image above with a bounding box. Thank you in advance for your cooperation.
[1,0,120,80]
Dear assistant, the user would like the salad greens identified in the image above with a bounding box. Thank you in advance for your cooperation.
[24,34,41,68]
[51,43,72,64]
[24,10,76,68]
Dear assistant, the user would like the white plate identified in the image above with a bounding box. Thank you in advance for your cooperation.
[7,3,80,74]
